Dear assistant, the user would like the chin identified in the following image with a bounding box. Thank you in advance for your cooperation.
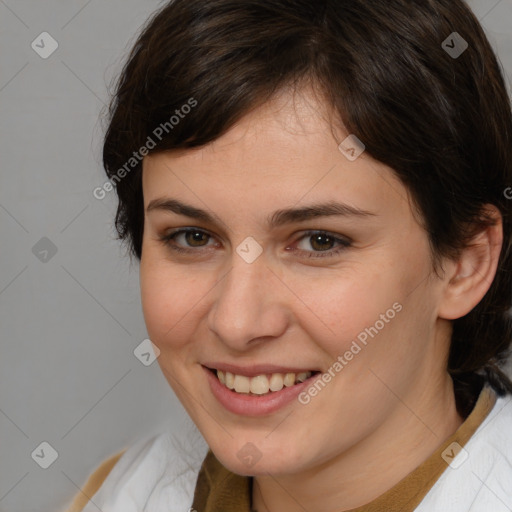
[210,438,307,477]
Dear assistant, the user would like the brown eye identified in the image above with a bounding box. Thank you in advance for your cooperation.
[293,231,352,259]
[309,233,336,251]
[183,230,210,247]
[159,228,214,253]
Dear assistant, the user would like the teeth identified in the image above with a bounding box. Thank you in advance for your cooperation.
[296,372,309,383]
[250,375,270,395]
[269,373,284,392]
[225,371,235,389]
[284,373,295,387]
[233,374,250,393]
[216,370,313,395]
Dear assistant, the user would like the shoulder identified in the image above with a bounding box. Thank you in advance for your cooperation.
[417,391,512,511]
[63,418,208,512]
[63,450,126,512]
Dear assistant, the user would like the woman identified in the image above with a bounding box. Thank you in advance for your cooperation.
[66,0,512,510]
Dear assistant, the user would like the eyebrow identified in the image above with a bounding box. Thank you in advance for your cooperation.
[146,198,376,229]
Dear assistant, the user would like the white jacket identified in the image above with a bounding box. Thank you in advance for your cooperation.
[80,390,512,512]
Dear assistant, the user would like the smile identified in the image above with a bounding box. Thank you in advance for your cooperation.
[203,364,322,415]
[216,369,315,395]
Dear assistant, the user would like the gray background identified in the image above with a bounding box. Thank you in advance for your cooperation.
[1,1,511,511]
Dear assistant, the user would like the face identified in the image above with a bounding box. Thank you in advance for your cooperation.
[140,88,450,477]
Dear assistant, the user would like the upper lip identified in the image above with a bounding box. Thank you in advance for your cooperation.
[203,363,320,377]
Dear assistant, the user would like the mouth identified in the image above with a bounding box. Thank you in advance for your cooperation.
[205,367,321,396]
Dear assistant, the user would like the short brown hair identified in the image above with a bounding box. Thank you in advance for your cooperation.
[102,0,512,416]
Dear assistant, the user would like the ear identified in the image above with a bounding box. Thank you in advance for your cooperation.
[438,205,503,320]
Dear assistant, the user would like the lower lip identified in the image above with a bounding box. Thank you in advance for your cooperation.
[203,366,317,417]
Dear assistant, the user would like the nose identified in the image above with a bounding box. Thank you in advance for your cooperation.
[207,252,290,351]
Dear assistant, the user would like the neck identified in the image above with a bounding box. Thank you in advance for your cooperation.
[252,372,464,512]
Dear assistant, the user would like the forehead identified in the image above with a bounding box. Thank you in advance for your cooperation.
[142,87,411,229]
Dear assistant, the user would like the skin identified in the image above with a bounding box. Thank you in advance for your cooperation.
[139,86,502,511]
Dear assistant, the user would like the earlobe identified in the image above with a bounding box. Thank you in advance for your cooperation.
[438,205,503,320]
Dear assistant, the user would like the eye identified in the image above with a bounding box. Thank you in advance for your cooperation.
[159,228,216,253]
[290,230,352,258]
[158,228,352,259]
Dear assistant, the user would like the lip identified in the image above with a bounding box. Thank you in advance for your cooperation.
[203,365,319,416]
[202,362,319,378]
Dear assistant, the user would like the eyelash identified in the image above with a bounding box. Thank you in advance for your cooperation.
[158,228,352,259]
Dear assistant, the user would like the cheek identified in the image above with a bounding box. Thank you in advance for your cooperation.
[140,256,208,347]
[290,267,400,358]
